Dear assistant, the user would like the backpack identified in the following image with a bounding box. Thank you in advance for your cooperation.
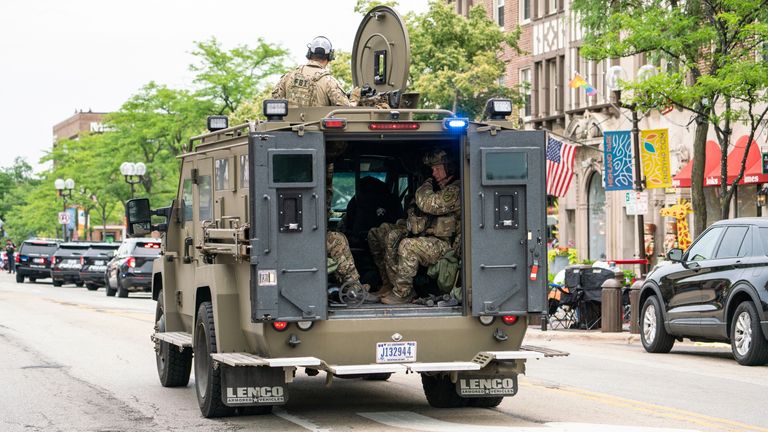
[427,250,459,294]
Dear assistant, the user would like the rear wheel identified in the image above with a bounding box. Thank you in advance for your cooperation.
[640,296,675,353]
[15,273,23,283]
[155,290,192,387]
[194,301,234,418]
[421,373,467,408]
[117,275,128,298]
[75,281,84,287]
[731,302,768,366]
[466,396,504,407]
[86,283,98,291]
[105,275,116,296]
[53,280,63,287]
[29,277,36,283]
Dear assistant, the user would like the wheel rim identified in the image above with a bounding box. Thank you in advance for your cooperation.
[643,304,657,344]
[195,324,209,398]
[734,311,752,356]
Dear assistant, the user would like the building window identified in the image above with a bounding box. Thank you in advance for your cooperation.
[587,172,606,261]
[495,0,505,27]
[521,0,530,21]
[520,68,532,118]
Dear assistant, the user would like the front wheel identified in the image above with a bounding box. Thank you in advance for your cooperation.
[731,302,768,366]
[421,373,467,408]
[155,290,192,386]
[194,301,234,418]
[640,296,675,353]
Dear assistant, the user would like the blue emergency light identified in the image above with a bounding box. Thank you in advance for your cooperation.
[443,117,469,130]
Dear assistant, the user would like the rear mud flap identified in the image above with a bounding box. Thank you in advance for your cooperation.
[220,365,288,407]
[455,373,517,398]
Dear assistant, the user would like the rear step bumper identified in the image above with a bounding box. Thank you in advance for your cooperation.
[152,332,568,375]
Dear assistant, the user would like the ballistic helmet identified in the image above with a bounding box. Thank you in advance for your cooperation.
[423,149,449,167]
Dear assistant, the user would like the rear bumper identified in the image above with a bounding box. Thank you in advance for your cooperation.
[80,272,107,286]
[17,267,51,279]
[120,273,152,291]
[52,269,82,282]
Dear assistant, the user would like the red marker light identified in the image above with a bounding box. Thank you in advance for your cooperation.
[368,122,420,130]
[501,315,518,325]
[322,118,347,129]
[272,321,288,331]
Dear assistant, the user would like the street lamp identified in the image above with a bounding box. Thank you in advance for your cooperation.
[120,162,146,199]
[55,178,75,242]
[606,65,657,277]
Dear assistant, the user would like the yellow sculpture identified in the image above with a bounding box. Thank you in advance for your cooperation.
[660,199,693,250]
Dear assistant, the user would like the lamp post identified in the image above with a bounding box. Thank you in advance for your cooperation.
[606,65,657,277]
[120,162,146,199]
[54,178,75,242]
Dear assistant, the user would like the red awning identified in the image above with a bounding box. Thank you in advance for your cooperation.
[672,140,722,188]
[703,135,768,186]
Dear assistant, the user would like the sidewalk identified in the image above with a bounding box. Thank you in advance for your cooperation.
[524,325,642,343]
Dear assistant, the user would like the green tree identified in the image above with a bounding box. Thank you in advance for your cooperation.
[572,0,768,231]
[354,0,399,14]
[407,1,523,119]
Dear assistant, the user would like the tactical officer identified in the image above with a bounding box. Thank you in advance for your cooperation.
[271,36,351,108]
[376,150,461,305]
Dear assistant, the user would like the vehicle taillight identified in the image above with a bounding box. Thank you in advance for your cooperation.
[80,256,85,265]
[127,257,136,268]
[501,315,519,325]
[321,118,347,129]
[272,321,288,331]
[368,122,420,130]
[15,255,20,263]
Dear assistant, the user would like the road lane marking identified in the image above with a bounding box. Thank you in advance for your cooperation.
[358,411,698,431]
[521,381,768,432]
[273,408,331,432]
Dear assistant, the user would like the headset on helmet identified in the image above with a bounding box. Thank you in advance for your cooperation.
[306,36,335,61]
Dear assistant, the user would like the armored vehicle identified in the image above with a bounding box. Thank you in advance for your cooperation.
[128,7,564,418]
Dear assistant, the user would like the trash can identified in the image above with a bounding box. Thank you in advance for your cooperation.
[601,274,623,333]
[629,279,643,334]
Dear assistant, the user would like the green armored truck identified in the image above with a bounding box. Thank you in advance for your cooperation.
[126,6,565,418]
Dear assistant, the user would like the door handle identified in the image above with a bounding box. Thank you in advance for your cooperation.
[311,193,319,231]
[478,191,485,229]
[263,194,271,254]
[183,237,193,263]
[281,268,318,274]
[480,264,518,269]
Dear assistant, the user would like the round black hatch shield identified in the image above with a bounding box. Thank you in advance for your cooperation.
[351,6,410,94]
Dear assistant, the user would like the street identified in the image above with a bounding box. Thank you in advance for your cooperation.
[0,272,766,432]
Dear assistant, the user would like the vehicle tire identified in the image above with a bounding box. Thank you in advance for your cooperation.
[15,273,23,283]
[53,280,63,287]
[117,275,129,298]
[730,302,768,366]
[640,296,675,353]
[239,405,273,416]
[364,373,392,381]
[86,284,98,291]
[194,301,234,418]
[466,396,504,408]
[155,289,192,387]
[75,282,84,287]
[106,283,117,297]
[421,373,468,408]
[29,277,36,283]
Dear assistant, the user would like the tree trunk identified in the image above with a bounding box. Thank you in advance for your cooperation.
[691,111,710,236]
[719,97,733,220]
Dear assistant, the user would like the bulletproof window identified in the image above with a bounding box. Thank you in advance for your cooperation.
[483,150,528,184]
[269,151,315,186]
[199,175,212,221]
[715,226,749,258]
[240,154,249,189]
[686,226,724,261]
[215,158,230,191]
[182,179,193,223]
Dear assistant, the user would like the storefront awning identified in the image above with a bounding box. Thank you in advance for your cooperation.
[703,135,767,186]
[672,140,721,187]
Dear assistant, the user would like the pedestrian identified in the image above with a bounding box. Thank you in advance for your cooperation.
[376,149,462,305]
[5,239,16,274]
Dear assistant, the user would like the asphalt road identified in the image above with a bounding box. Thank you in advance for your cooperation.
[0,272,766,432]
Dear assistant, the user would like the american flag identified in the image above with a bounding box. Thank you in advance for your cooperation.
[546,136,576,197]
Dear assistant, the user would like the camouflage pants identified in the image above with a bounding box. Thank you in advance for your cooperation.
[327,231,359,284]
[391,236,452,298]
[367,222,406,290]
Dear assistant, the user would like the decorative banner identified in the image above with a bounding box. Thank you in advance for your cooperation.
[568,72,598,97]
[603,131,633,191]
[640,128,672,189]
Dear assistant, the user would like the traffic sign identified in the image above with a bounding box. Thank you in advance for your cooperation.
[58,211,70,225]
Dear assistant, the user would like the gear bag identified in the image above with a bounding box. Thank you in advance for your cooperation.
[427,250,460,294]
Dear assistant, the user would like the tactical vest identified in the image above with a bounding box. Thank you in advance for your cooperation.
[285,65,331,107]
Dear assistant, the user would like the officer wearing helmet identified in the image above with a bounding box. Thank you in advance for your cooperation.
[369,149,462,305]
[272,36,351,108]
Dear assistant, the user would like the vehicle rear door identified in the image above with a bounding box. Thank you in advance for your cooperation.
[467,129,547,316]
[250,131,327,321]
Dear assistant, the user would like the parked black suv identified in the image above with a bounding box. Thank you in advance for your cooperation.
[639,218,768,365]
[15,239,60,283]
[79,243,119,291]
[51,242,90,287]
[105,238,161,297]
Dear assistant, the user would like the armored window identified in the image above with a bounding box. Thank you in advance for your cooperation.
[269,150,315,187]
[199,175,212,221]
[215,158,230,191]
[482,150,527,184]
[182,179,193,222]
[715,226,749,258]
[686,226,724,261]
[239,155,249,189]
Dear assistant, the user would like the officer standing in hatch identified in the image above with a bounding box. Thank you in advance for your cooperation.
[272,36,351,107]
[378,150,461,305]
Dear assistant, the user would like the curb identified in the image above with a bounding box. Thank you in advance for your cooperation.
[524,326,641,344]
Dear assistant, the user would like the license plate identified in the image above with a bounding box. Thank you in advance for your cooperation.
[95,260,104,265]
[376,341,417,363]
[34,258,44,264]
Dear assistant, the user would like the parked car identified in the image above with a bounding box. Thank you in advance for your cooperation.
[15,239,60,283]
[51,242,90,287]
[79,243,119,291]
[105,238,161,297]
[639,218,768,365]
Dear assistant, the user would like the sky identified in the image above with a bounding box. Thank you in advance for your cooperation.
[0,0,428,173]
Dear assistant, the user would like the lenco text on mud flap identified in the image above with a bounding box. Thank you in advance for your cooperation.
[456,374,518,397]
[221,365,287,406]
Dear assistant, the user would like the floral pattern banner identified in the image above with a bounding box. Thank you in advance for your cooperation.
[603,131,633,191]
[640,129,672,189]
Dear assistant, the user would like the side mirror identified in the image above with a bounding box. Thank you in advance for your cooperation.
[126,198,151,237]
[666,248,684,262]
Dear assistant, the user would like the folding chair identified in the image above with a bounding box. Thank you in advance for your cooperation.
[547,283,577,330]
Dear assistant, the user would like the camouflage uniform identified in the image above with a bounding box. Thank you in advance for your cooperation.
[327,231,359,284]
[367,221,407,291]
[272,60,350,108]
